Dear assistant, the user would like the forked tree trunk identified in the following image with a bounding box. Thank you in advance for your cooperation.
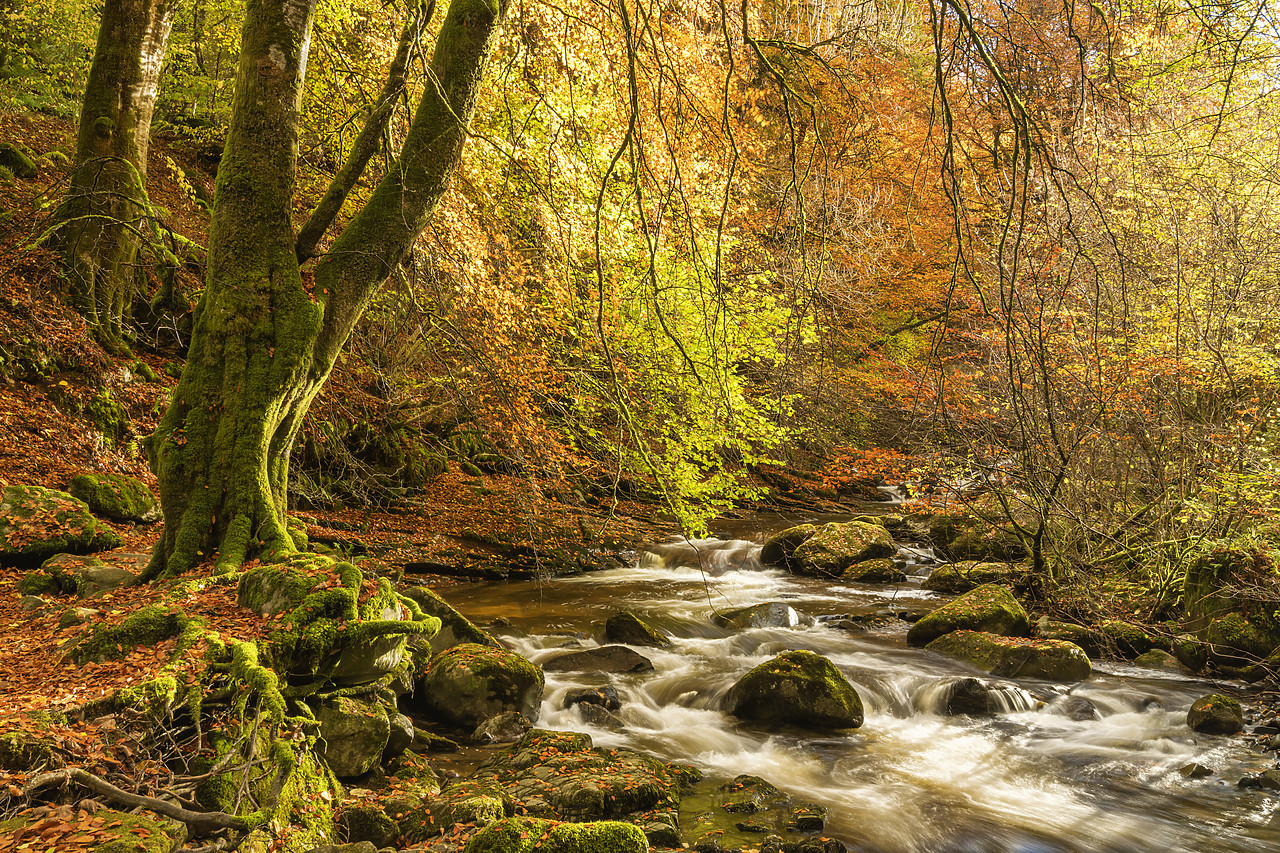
[145,0,508,579]
[50,0,179,351]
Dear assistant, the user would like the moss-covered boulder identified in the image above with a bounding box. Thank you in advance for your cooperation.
[238,557,438,688]
[724,650,863,730]
[926,500,1031,562]
[926,630,1091,682]
[1172,634,1208,673]
[471,729,695,832]
[0,484,122,564]
[0,808,185,852]
[759,524,818,571]
[1205,612,1280,668]
[413,643,544,728]
[603,610,671,647]
[840,558,906,584]
[1132,649,1190,673]
[1035,619,1103,658]
[1097,619,1166,659]
[315,696,390,777]
[923,561,1019,593]
[907,584,1030,647]
[0,143,37,180]
[401,584,502,654]
[464,817,649,853]
[791,521,895,577]
[67,472,161,523]
[70,603,193,664]
[337,803,399,847]
[1186,693,1243,734]
[713,602,805,630]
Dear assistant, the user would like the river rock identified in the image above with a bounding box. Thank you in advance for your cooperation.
[1186,693,1243,734]
[791,521,896,577]
[66,472,161,523]
[714,602,805,630]
[1098,620,1164,659]
[840,558,906,584]
[1133,649,1191,674]
[474,711,533,744]
[413,643,544,728]
[0,808,186,853]
[385,712,415,759]
[464,817,649,853]
[564,685,622,711]
[0,484,122,565]
[923,561,1019,594]
[1044,694,1100,721]
[926,630,1091,682]
[928,677,1001,716]
[542,645,654,673]
[604,611,671,647]
[315,696,390,778]
[400,584,502,654]
[724,650,864,730]
[470,729,694,828]
[1035,619,1102,658]
[906,584,1030,647]
[719,775,789,813]
[759,524,818,571]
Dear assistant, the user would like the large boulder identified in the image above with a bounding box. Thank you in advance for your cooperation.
[926,630,1091,682]
[926,500,1031,562]
[541,645,654,673]
[67,472,161,523]
[464,817,649,853]
[724,650,863,730]
[713,602,805,630]
[923,561,1019,594]
[759,524,818,571]
[470,729,694,839]
[603,611,671,647]
[791,521,895,577]
[1183,548,1280,666]
[1186,693,1243,734]
[840,558,906,584]
[906,584,1030,647]
[0,808,185,852]
[1097,619,1165,659]
[1035,619,1102,658]
[0,484,122,564]
[413,643,544,728]
[315,696,390,778]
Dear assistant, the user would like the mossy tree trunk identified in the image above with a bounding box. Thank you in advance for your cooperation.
[49,0,179,351]
[145,0,508,580]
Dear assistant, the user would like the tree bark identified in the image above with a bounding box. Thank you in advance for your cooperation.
[49,0,179,351]
[146,0,508,579]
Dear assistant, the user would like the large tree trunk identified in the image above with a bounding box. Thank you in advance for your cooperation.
[49,0,179,351]
[146,0,508,579]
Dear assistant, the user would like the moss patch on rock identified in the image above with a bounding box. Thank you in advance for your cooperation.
[0,808,186,853]
[0,483,123,564]
[759,524,818,571]
[67,472,161,523]
[791,521,895,577]
[926,630,1091,682]
[907,584,1030,647]
[840,558,906,584]
[923,561,1020,594]
[463,816,649,853]
[603,611,671,647]
[724,650,864,730]
[1186,693,1243,734]
[413,642,544,728]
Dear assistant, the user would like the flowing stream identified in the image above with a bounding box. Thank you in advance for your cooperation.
[434,517,1280,853]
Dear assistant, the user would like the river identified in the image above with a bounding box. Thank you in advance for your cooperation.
[434,519,1280,853]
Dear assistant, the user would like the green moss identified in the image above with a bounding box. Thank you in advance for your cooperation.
[926,630,1091,682]
[1186,693,1244,735]
[923,561,1019,594]
[759,524,817,570]
[1097,620,1165,659]
[131,359,160,382]
[72,603,189,664]
[464,817,649,853]
[907,584,1030,647]
[67,472,160,522]
[16,571,61,595]
[791,521,895,577]
[0,810,185,852]
[723,650,863,729]
[338,803,398,846]
[0,483,123,563]
[417,643,545,728]
[81,389,130,445]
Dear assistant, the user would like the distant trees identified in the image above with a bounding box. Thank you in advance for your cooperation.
[47,0,179,351]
